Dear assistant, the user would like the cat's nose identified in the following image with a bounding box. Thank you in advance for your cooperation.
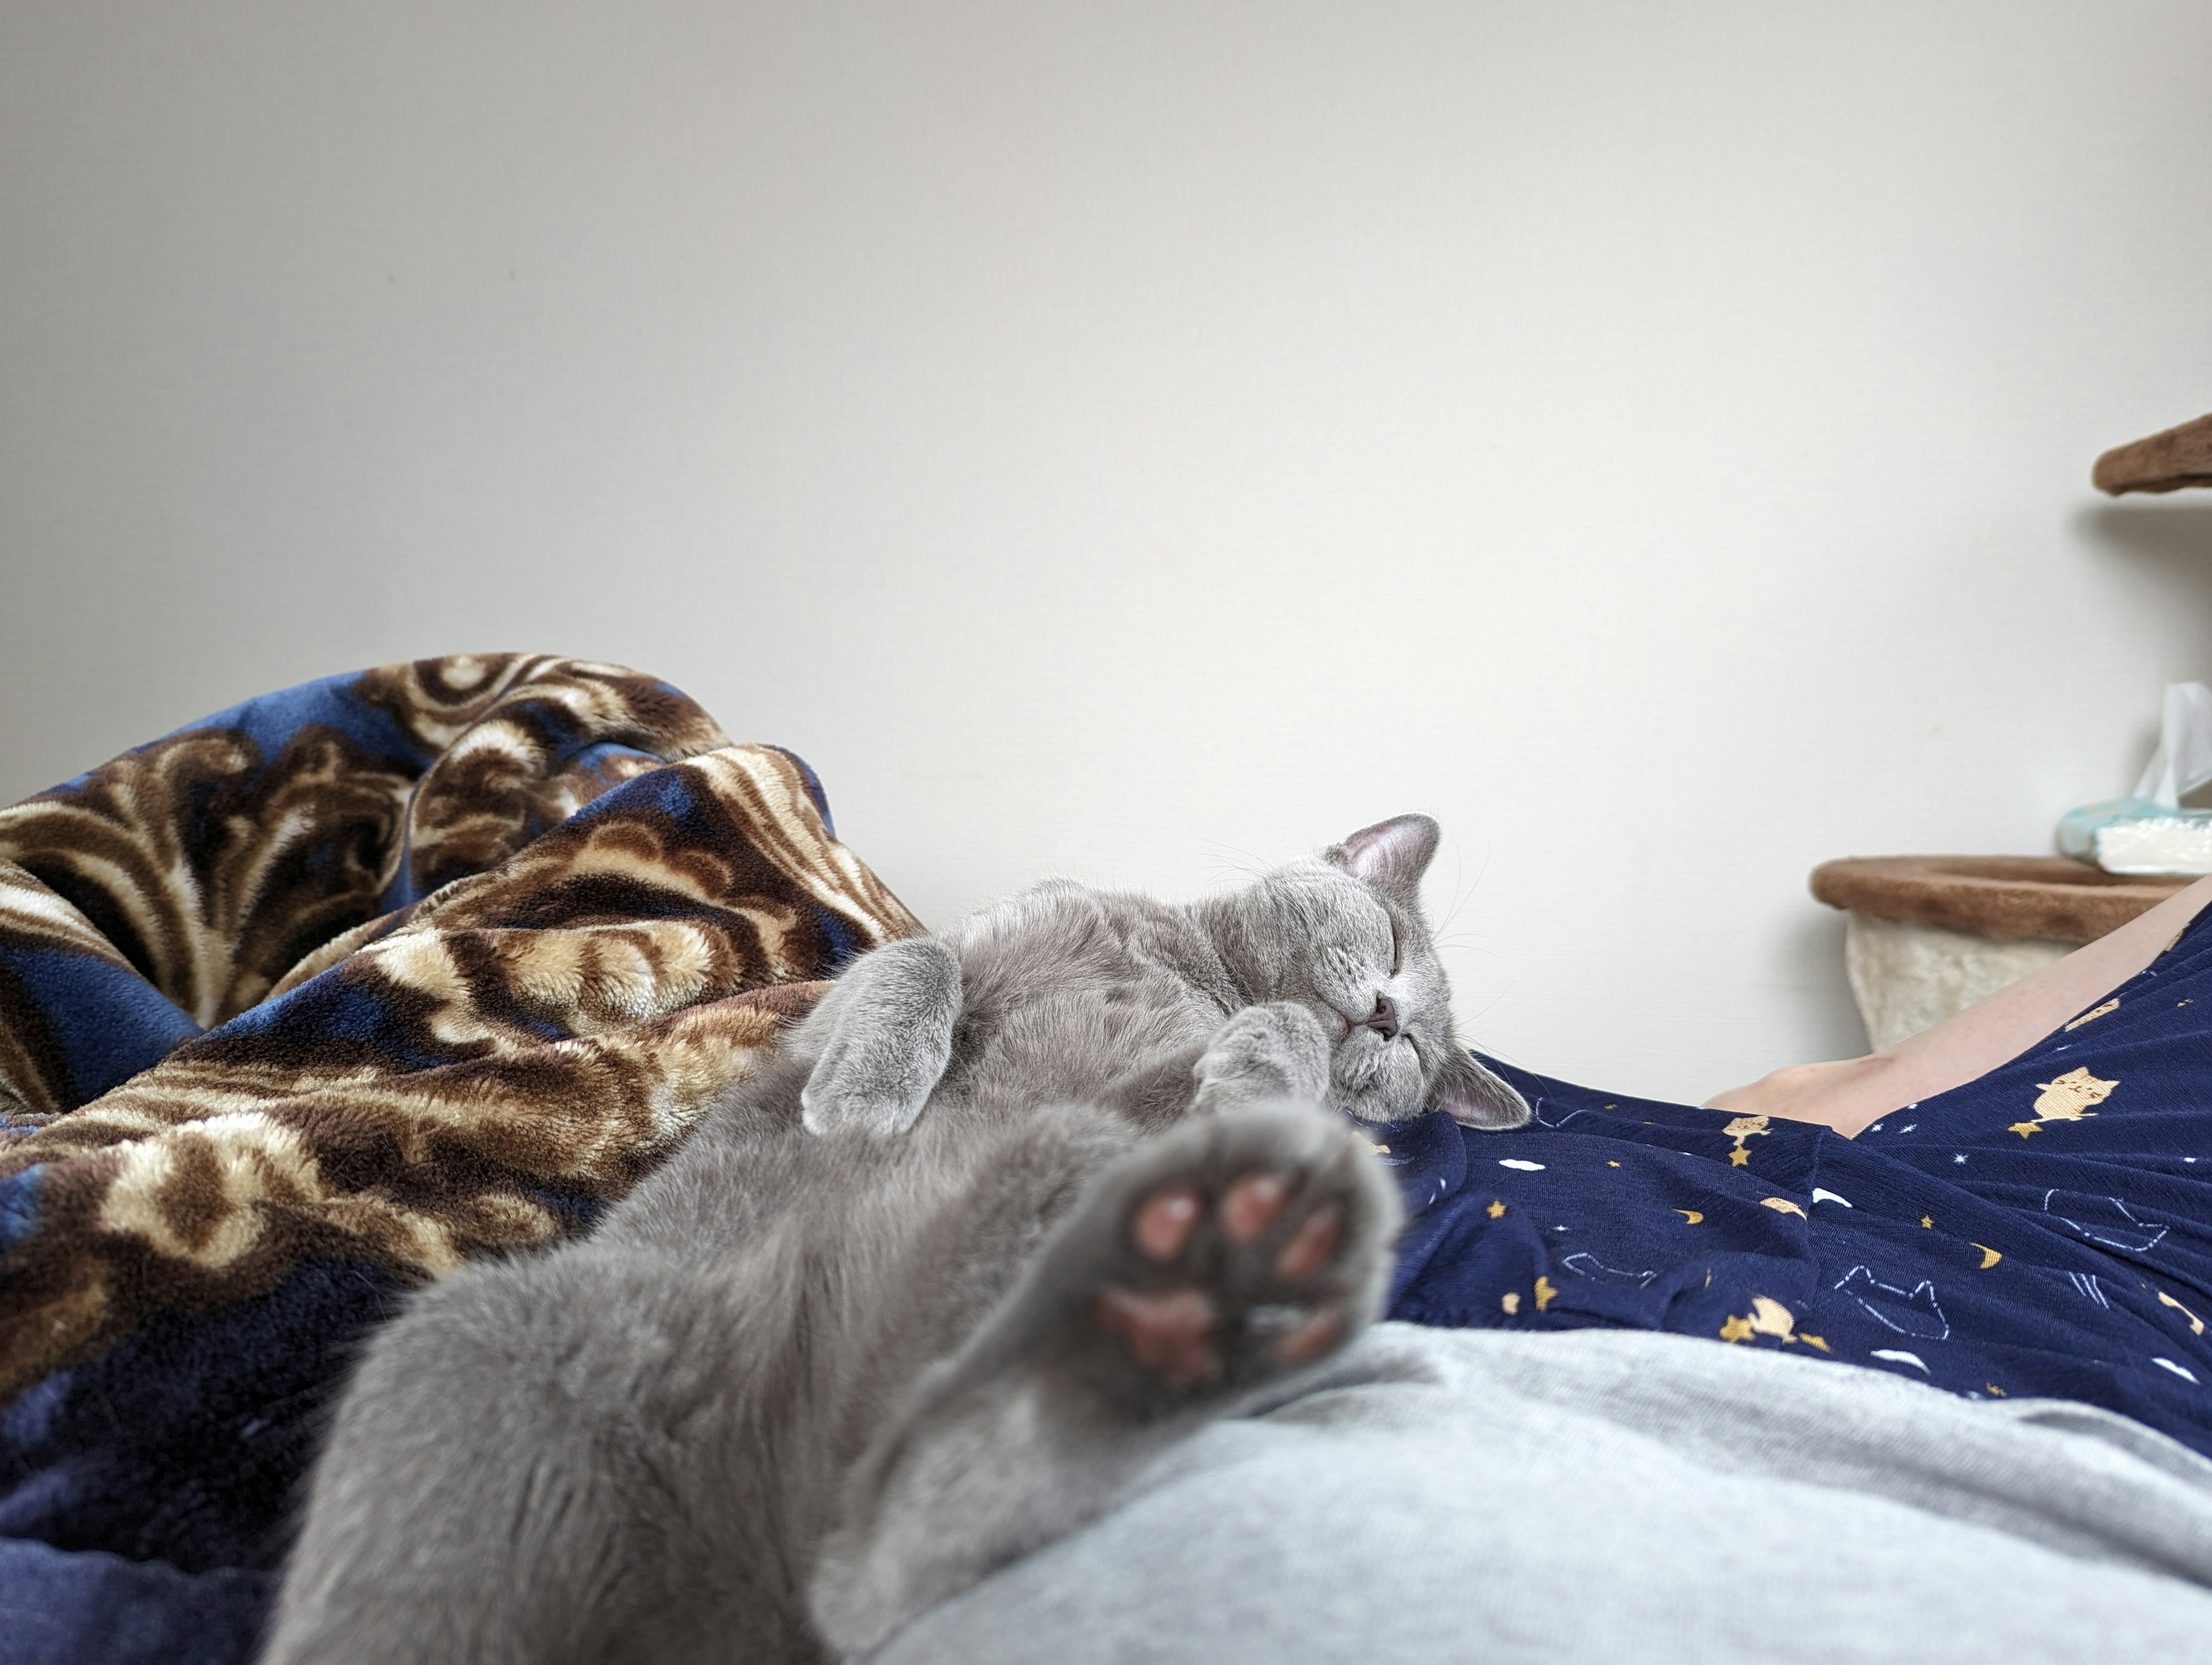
[1362,993,1402,1040]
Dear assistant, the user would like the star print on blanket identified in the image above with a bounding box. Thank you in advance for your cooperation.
[1379,913,2212,1465]
[0,656,921,1662]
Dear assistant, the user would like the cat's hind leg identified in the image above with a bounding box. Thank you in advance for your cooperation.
[808,1100,1401,1657]
[263,1245,806,1665]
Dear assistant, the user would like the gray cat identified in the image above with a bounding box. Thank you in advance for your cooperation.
[261,814,1529,1664]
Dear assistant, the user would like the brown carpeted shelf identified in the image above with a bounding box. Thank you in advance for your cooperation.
[1810,855,2191,943]
[2094,412,2212,495]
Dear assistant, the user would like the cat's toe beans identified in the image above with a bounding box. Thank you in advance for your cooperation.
[1096,1285,1219,1388]
[1272,1205,1344,1281]
[1131,1183,1202,1261]
[1220,1171,1290,1242]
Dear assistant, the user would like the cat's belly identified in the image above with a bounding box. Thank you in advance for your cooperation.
[946,986,1221,1113]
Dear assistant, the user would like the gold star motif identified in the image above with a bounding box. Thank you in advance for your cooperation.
[2009,1121,2041,1139]
[1486,1199,1506,1219]
[1728,1147,1751,1167]
[1533,1276,1559,1312]
[1921,1214,1934,1228]
[1718,1314,1755,1344]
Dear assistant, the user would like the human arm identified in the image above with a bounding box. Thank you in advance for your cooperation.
[1704,873,2212,1137]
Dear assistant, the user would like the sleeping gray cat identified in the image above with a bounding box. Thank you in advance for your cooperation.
[261,813,1529,1664]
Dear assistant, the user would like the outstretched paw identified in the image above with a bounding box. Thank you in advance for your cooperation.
[1192,1001,1333,1116]
[1055,1103,1402,1411]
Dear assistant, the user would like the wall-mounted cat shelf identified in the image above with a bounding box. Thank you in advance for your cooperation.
[1811,856,2187,1049]
[2094,411,2212,495]
[1813,410,2212,1049]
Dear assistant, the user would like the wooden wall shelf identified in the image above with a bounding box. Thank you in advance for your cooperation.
[2094,412,2212,495]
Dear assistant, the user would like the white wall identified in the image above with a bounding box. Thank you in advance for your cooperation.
[4,2,2210,1104]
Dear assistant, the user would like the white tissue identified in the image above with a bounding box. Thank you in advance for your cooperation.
[2132,682,2212,807]
[2090,817,2212,876]
[2056,682,2212,875]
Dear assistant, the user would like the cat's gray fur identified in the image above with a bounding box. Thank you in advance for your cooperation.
[261,814,1529,1664]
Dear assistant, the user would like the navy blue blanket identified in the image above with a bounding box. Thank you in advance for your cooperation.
[1382,915,2212,1459]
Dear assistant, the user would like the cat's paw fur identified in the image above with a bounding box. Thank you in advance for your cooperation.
[808,1103,1402,1658]
[801,935,963,1136]
[1191,1001,1333,1118]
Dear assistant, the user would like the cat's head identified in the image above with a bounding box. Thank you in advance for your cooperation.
[1203,814,1531,1131]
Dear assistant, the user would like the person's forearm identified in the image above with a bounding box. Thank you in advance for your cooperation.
[1706,873,2212,1138]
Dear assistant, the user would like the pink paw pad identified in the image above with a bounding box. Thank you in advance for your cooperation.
[1274,1206,1343,1281]
[1095,1286,1220,1388]
[1221,1172,1290,1241]
[1105,1168,1359,1389]
[1132,1184,1202,1261]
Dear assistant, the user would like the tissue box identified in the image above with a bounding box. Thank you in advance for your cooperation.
[2056,798,2212,876]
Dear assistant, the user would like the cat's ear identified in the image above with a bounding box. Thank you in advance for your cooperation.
[1325,813,1440,898]
[1434,1046,1533,1131]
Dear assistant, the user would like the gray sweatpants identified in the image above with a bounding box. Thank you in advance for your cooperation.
[881,1323,2212,1664]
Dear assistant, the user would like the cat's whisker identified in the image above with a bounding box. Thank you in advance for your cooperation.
[1198,840,1277,881]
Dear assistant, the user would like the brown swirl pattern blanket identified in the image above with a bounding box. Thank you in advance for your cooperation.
[0,655,920,1663]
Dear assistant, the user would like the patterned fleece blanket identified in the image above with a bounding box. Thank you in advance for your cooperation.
[0,656,922,1664]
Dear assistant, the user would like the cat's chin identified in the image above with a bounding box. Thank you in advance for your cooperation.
[1331,1077,1431,1126]
[1330,1036,1428,1125]
[1335,1097,1423,1126]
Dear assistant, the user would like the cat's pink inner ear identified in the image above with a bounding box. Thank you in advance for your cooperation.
[1435,1049,1533,1131]
[1328,814,1440,892]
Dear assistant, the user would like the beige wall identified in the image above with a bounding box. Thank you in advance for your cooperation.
[5,2,2210,1103]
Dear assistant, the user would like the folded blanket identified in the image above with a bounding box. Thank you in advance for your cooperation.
[0,655,921,1663]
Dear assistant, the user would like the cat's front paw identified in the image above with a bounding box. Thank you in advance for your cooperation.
[799,935,963,1137]
[1058,1103,1402,1412]
[1192,1001,1332,1116]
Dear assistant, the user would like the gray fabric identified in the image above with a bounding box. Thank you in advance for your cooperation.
[877,1323,2212,1664]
